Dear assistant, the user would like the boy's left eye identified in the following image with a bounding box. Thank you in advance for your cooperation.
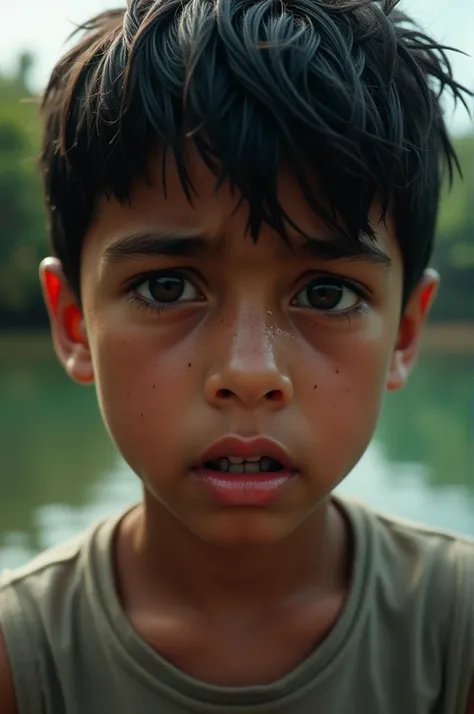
[292,278,363,313]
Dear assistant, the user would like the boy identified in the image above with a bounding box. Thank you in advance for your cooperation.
[0,0,473,711]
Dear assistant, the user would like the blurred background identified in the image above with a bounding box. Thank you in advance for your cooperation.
[0,0,472,568]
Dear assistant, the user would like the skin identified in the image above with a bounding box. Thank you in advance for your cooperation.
[5,150,471,707]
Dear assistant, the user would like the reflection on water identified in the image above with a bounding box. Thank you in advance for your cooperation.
[1,335,473,568]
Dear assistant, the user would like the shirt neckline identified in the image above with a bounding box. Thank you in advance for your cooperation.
[84,495,375,711]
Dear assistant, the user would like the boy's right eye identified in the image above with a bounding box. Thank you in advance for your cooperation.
[129,270,203,309]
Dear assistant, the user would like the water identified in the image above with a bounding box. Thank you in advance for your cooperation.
[1,335,473,569]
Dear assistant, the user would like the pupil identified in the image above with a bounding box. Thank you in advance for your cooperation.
[307,283,342,310]
[149,275,184,303]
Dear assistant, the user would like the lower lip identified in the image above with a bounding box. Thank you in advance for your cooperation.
[191,468,298,505]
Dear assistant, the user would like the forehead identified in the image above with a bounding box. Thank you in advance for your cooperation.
[84,148,401,265]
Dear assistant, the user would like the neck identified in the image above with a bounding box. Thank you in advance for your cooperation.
[116,492,350,616]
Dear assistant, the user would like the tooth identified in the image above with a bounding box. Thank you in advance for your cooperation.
[218,458,230,472]
[228,456,244,464]
[244,462,260,474]
[229,464,245,474]
[260,457,274,472]
[245,456,261,462]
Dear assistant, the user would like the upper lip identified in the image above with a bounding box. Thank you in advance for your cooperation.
[195,436,297,470]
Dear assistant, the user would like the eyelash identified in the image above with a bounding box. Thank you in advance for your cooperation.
[325,300,369,321]
[125,271,370,320]
[128,298,174,315]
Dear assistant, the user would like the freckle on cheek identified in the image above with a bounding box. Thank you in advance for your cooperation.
[313,384,318,390]
[188,363,192,367]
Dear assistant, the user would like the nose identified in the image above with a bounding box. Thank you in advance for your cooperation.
[204,313,294,410]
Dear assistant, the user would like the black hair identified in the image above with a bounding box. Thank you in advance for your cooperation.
[41,0,471,307]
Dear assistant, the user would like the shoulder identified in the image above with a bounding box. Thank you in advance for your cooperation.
[345,495,474,572]
[344,497,474,713]
[360,499,474,607]
[0,531,86,592]
[364,498,474,548]
[0,511,126,714]
[0,529,93,714]
[0,510,126,616]
[0,508,127,594]
[371,506,474,597]
[0,629,17,714]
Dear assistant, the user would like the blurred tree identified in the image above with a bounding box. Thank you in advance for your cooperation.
[16,52,34,93]
[0,57,48,329]
[431,134,474,323]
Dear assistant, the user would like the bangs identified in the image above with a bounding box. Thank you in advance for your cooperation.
[42,0,470,301]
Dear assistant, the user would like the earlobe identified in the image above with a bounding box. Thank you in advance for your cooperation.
[40,258,94,385]
[386,352,409,392]
[386,269,439,392]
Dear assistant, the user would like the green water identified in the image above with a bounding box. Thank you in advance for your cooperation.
[1,336,473,568]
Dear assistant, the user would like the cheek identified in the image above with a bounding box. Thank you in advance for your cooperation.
[337,331,391,404]
[333,343,388,449]
[91,327,196,464]
[297,318,395,457]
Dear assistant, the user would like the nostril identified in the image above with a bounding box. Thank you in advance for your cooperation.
[266,390,283,401]
[217,389,233,399]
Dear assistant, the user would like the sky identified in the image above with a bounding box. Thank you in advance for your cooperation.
[0,0,472,133]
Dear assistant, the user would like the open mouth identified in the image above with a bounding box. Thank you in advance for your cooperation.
[203,456,284,475]
[193,437,297,504]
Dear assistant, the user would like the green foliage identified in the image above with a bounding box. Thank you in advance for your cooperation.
[0,59,48,328]
[0,55,472,327]
[431,134,474,323]
[437,135,474,236]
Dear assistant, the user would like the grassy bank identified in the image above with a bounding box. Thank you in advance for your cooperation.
[422,323,474,353]
[0,330,54,360]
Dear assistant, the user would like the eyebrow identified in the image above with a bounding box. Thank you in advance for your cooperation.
[104,232,209,261]
[103,231,392,268]
[297,234,392,268]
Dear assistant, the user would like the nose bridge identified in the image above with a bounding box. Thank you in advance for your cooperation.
[230,302,275,366]
[204,299,294,408]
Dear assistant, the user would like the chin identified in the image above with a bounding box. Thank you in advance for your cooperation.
[192,511,299,548]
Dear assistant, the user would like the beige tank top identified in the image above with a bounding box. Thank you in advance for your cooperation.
[1,496,473,714]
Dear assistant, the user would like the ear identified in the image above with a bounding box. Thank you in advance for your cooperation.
[39,257,94,385]
[386,268,439,392]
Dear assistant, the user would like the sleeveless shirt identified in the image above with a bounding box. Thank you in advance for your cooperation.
[0,496,473,714]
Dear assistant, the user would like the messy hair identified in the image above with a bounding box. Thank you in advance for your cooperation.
[41,0,471,307]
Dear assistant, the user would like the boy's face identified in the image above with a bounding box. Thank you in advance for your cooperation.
[41,151,438,546]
